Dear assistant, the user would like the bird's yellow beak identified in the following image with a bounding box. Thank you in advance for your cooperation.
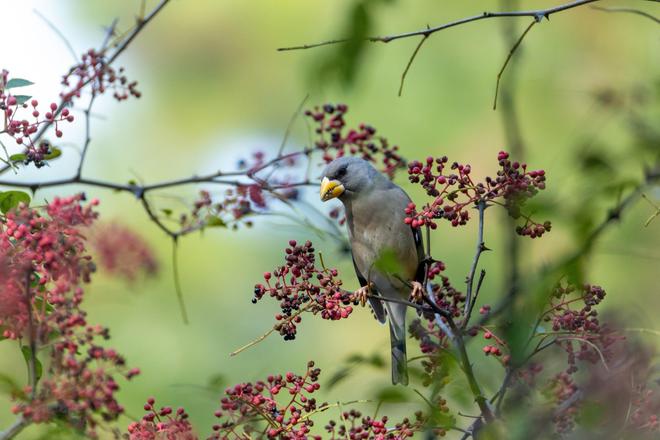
[320,177,345,201]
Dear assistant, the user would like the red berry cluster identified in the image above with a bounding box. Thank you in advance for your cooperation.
[180,187,267,231]
[1,73,74,159]
[630,387,660,432]
[61,49,140,102]
[127,397,196,440]
[305,104,405,179]
[547,372,579,434]
[544,284,618,374]
[210,361,321,439]
[405,151,550,237]
[91,222,159,281]
[0,194,139,437]
[325,409,428,440]
[253,240,355,341]
[480,327,508,363]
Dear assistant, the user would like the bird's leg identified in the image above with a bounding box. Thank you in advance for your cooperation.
[353,283,373,307]
[409,281,425,303]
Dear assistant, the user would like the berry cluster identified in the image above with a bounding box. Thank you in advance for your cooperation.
[253,240,355,341]
[1,70,74,158]
[210,361,322,439]
[305,104,405,178]
[325,409,428,440]
[405,151,550,237]
[544,284,618,374]
[480,327,509,365]
[408,262,468,377]
[547,372,579,434]
[0,194,139,437]
[61,49,140,102]
[127,397,196,440]
[91,222,159,281]
[180,187,267,231]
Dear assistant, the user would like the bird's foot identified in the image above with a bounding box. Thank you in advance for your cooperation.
[353,284,372,307]
[409,281,425,303]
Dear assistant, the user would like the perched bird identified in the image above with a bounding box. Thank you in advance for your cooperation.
[320,157,425,385]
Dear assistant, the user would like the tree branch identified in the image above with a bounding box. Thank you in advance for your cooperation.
[0,418,28,440]
[463,200,487,319]
[398,33,429,97]
[277,0,601,51]
[492,19,537,110]
[591,5,660,23]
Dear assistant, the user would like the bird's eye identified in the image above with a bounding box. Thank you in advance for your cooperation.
[336,166,347,178]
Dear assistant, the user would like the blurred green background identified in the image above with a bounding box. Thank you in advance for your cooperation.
[1,0,658,438]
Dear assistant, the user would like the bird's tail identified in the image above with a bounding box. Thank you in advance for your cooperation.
[388,302,409,386]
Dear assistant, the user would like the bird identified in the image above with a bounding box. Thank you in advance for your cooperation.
[320,156,425,385]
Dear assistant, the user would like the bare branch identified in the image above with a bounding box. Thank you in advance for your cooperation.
[591,5,660,23]
[278,0,600,51]
[0,418,28,440]
[493,20,537,110]
[171,239,189,324]
[33,9,79,62]
[398,33,429,97]
[463,200,488,319]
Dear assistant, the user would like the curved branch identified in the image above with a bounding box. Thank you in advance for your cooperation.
[278,0,601,51]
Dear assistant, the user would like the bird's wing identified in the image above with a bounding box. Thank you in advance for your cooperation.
[352,255,387,323]
[412,225,426,283]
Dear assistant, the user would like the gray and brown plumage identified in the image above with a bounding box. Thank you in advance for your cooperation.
[320,157,424,385]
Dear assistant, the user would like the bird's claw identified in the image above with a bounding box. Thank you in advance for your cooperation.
[410,281,425,303]
[353,284,372,307]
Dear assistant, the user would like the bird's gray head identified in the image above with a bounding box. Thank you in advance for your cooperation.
[320,156,384,202]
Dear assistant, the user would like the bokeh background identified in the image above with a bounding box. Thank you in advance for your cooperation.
[1,0,658,438]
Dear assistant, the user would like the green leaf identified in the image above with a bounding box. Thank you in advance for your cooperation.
[14,95,32,105]
[21,346,43,381]
[6,78,34,89]
[9,153,26,162]
[206,215,227,227]
[44,147,62,160]
[34,296,55,314]
[0,190,31,213]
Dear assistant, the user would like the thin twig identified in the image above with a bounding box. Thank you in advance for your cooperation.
[465,269,486,325]
[230,303,312,356]
[277,94,309,157]
[493,20,536,110]
[278,0,600,51]
[398,32,429,97]
[76,93,97,178]
[591,5,660,23]
[171,239,189,324]
[463,200,487,319]
[33,9,79,62]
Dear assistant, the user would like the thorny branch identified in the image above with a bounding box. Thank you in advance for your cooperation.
[277,0,603,51]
